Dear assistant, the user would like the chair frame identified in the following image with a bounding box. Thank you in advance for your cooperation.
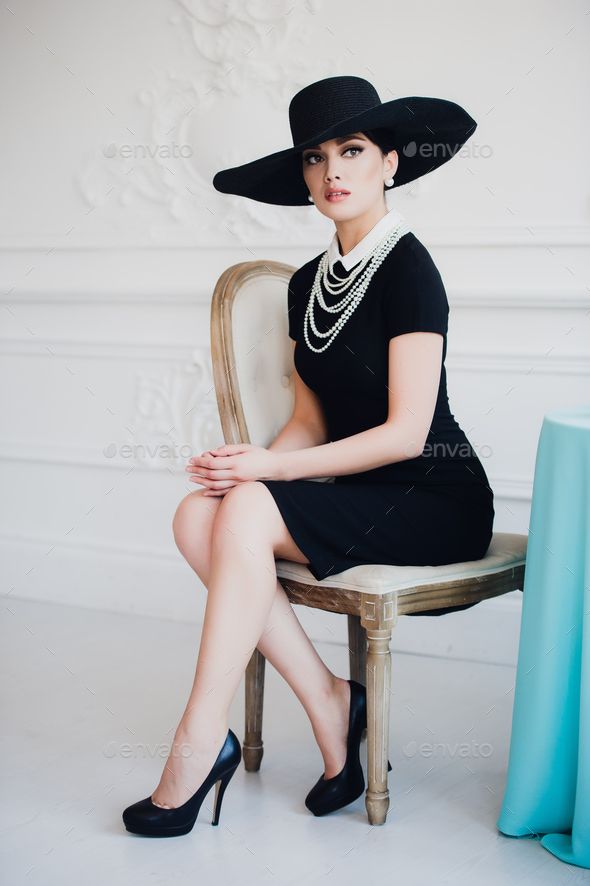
[210,260,526,825]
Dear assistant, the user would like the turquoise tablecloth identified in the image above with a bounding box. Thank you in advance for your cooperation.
[497,404,590,869]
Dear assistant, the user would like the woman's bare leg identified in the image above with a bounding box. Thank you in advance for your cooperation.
[150,484,352,809]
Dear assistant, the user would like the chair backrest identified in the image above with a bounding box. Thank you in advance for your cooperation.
[210,260,297,448]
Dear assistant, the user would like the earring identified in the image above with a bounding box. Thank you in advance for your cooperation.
[307,193,314,203]
[385,177,395,187]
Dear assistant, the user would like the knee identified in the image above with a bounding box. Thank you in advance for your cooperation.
[212,481,278,545]
[213,481,262,521]
[172,489,219,553]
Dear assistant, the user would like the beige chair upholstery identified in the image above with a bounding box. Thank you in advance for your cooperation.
[210,260,527,825]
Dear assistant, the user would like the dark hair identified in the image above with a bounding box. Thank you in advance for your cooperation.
[361,128,398,190]
[361,128,397,152]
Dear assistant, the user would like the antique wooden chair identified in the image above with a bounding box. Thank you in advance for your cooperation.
[210,260,527,825]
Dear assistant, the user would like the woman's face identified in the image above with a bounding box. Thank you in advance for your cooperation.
[301,132,398,220]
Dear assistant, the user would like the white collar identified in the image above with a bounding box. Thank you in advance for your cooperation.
[327,205,407,272]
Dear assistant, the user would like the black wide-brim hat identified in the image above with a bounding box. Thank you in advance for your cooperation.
[212,75,477,206]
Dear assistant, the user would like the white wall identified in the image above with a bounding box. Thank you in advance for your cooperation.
[2,0,589,666]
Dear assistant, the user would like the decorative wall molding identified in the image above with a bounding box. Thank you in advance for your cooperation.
[492,476,533,503]
[0,336,587,376]
[0,348,223,472]
[168,0,331,105]
[2,286,590,309]
[448,352,590,376]
[71,0,349,245]
[449,291,590,310]
[1,288,211,305]
[1,224,590,251]
[0,438,534,501]
[1,527,176,564]
[0,339,202,361]
[0,527,528,579]
[129,360,221,469]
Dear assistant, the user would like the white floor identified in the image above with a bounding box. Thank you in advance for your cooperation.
[2,597,588,886]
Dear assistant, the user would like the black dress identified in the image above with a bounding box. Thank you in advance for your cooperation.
[259,231,495,616]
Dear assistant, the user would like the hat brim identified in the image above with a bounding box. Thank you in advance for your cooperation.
[212,96,477,206]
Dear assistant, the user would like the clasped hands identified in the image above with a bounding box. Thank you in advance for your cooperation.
[185,443,285,496]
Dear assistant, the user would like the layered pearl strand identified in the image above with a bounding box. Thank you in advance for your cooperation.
[303,220,411,353]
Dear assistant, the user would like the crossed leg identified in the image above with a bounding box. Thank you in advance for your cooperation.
[150,481,353,809]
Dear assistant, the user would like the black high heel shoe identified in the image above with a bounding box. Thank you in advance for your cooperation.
[122,728,241,837]
[305,679,392,817]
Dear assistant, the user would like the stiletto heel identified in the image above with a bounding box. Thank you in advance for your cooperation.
[122,728,241,837]
[305,679,391,816]
[212,764,238,826]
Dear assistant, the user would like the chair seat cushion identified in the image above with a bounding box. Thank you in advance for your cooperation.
[275,531,527,596]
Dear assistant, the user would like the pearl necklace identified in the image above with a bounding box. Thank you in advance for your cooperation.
[303,221,411,353]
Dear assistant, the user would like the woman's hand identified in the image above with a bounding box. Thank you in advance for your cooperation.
[185,443,284,496]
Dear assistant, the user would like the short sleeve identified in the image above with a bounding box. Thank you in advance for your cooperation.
[384,244,449,340]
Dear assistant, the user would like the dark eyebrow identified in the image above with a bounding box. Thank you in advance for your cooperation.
[303,133,367,151]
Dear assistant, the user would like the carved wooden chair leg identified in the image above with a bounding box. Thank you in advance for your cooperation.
[360,592,396,825]
[243,648,265,771]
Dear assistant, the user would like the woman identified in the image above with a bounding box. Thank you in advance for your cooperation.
[122,76,494,837]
